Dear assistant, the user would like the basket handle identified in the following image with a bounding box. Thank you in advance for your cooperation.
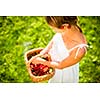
[24,48,44,63]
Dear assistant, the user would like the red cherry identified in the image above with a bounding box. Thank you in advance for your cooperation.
[38,71,45,76]
[39,64,45,69]
[35,70,40,75]
[36,64,41,67]
[32,72,37,76]
[42,66,49,72]
[33,66,40,71]
[30,64,35,69]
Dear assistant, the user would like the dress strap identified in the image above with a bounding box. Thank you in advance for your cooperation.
[69,44,88,59]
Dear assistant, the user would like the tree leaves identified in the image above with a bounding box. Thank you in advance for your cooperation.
[79,16,100,83]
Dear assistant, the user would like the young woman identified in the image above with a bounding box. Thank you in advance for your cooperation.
[27,16,88,83]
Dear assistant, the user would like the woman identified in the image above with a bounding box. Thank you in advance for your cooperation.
[27,16,88,83]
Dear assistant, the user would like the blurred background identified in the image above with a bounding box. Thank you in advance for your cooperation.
[0,16,100,83]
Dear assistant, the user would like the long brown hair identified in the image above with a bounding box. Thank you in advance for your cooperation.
[45,16,82,32]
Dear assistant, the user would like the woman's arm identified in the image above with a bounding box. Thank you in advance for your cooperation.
[28,47,87,69]
[25,39,53,64]
[56,47,86,69]
[30,39,53,60]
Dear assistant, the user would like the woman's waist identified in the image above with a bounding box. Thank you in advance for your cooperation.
[56,63,79,70]
[48,49,69,62]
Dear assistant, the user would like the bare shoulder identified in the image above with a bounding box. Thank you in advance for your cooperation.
[70,45,87,60]
[75,32,87,44]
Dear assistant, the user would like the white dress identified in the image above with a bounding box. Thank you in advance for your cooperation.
[48,33,88,83]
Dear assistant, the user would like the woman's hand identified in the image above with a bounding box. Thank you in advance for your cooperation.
[28,55,58,68]
[29,56,46,65]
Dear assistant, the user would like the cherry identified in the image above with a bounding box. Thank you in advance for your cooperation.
[33,66,40,71]
[42,66,49,72]
[30,62,53,76]
[30,64,35,69]
[38,71,45,76]
[32,72,37,76]
[39,64,45,69]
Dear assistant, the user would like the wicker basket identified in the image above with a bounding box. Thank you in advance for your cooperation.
[25,48,55,83]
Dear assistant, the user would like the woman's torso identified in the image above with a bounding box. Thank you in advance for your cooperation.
[48,32,87,83]
[48,31,87,62]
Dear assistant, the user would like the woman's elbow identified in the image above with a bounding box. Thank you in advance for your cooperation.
[51,62,63,70]
[55,64,66,69]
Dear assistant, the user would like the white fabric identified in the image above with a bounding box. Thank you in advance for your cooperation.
[49,33,69,62]
[48,63,79,83]
[69,44,88,59]
[48,33,88,83]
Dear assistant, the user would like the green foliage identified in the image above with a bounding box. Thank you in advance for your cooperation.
[0,16,54,83]
[79,16,100,83]
[0,16,100,83]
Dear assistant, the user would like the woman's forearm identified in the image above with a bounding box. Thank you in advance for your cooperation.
[29,57,60,69]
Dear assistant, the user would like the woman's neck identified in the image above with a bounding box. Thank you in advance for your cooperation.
[61,25,80,37]
[60,25,87,44]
